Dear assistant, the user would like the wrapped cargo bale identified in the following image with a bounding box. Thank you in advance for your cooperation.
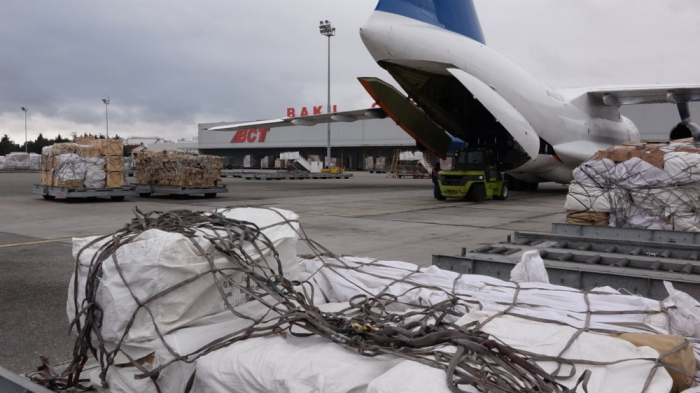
[614,157,671,189]
[572,158,617,188]
[135,150,222,186]
[672,213,700,232]
[29,153,41,170]
[564,183,628,213]
[0,156,4,170]
[4,152,31,170]
[84,157,106,188]
[569,142,700,232]
[664,152,700,184]
[55,154,87,188]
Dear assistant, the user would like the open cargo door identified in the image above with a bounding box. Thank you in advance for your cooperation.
[447,68,540,159]
[358,77,453,159]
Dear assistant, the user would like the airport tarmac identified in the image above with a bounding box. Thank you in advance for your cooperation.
[0,171,568,373]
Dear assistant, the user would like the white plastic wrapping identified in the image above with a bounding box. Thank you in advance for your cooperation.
[3,152,31,170]
[68,208,301,344]
[663,282,700,339]
[665,152,700,184]
[83,156,106,188]
[510,249,549,284]
[614,157,671,189]
[55,154,86,184]
[572,158,616,188]
[564,183,628,213]
[0,156,5,170]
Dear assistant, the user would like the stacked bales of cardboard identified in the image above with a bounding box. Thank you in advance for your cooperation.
[135,150,223,187]
[565,139,700,231]
[40,139,124,189]
[95,139,125,188]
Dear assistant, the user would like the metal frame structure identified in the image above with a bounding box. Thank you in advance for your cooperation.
[319,20,335,168]
[433,224,700,300]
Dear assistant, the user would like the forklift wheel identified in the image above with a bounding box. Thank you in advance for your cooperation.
[494,184,509,200]
[436,195,446,201]
[471,183,486,203]
[42,195,56,200]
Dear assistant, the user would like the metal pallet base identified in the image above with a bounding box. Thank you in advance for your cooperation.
[432,224,700,300]
[134,184,228,196]
[32,184,137,200]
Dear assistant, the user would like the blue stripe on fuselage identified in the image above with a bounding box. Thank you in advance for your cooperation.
[375,0,485,44]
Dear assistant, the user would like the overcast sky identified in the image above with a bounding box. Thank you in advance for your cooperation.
[1,0,699,144]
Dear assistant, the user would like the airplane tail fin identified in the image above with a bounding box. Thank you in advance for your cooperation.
[374,0,485,44]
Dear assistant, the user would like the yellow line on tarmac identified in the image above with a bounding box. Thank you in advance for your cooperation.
[0,237,72,249]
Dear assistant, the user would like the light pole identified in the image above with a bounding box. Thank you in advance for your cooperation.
[319,20,335,167]
[102,97,110,138]
[21,107,28,152]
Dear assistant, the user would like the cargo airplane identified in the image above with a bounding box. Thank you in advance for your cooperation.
[208,0,700,189]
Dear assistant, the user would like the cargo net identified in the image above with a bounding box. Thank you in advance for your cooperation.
[135,151,223,186]
[566,141,700,231]
[37,208,698,392]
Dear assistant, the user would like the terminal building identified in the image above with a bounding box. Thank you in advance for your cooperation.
[197,117,418,169]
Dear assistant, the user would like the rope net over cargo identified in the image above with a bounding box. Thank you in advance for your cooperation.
[39,208,698,392]
[566,141,700,231]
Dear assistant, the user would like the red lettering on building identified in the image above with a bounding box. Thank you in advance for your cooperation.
[246,129,258,142]
[258,128,270,142]
[231,130,247,143]
[285,105,341,116]
[230,128,271,144]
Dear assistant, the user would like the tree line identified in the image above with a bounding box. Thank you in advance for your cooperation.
[0,133,121,156]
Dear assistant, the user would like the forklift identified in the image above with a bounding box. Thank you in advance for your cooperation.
[436,147,508,203]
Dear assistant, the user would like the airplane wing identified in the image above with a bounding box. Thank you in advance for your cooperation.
[205,108,387,131]
[579,85,700,106]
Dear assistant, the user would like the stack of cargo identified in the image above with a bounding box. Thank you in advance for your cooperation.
[565,139,700,231]
[3,152,37,171]
[40,138,124,189]
[135,150,223,186]
[59,207,699,393]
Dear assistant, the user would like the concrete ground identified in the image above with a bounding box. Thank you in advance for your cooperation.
[0,171,567,373]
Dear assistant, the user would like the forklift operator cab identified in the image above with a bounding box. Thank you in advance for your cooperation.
[436,149,508,203]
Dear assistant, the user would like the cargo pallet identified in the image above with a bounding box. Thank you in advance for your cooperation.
[134,184,228,198]
[433,223,700,300]
[32,184,136,201]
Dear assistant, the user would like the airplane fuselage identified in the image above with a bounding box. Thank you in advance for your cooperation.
[360,11,640,183]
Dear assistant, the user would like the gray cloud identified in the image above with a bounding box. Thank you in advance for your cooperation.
[1,0,699,143]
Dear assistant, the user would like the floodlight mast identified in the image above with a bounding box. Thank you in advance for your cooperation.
[21,107,28,152]
[102,97,110,138]
[319,20,336,168]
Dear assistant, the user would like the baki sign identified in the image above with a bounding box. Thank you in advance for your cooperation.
[286,105,337,117]
[230,128,271,144]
